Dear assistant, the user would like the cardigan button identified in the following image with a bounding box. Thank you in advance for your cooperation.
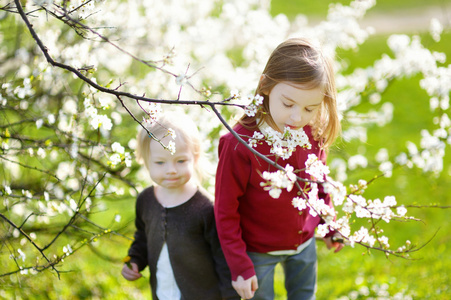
[298,230,303,234]
[298,211,303,215]
[294,244,299,247]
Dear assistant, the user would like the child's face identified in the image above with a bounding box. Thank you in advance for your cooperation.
[148,136,195,190]
[267,82,323,132]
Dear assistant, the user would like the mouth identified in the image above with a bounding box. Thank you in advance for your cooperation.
[165,178,179,181]
[285,124,301,131]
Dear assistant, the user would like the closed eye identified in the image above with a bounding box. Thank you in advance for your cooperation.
[283,102,294,108]
[306,104,321,113]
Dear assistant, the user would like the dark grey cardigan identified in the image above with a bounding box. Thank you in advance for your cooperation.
[127,186,239,300]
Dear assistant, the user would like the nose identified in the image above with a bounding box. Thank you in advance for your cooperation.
[290,109,302,123]
[166,162,177,174]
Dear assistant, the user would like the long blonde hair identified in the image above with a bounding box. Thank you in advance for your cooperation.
[240,38,341,148]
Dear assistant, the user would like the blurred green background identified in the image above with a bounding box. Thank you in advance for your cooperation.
[271,0,450,18]
[2,0,450,299]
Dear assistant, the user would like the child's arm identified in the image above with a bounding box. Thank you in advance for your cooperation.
[232,275,258,299]
[204,209,241,299]
[123,192,149,278]
[214,135,256,281]
[121,262,142,281]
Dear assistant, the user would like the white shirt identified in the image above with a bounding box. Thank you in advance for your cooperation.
[156,243,181,300]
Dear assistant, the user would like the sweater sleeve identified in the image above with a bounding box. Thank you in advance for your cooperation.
[202,201,241,299]
[214,135,256,281]
[127,194,149,271]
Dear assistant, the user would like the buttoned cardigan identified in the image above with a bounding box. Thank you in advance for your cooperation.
[128,186,239,300]
[214,123,335,281]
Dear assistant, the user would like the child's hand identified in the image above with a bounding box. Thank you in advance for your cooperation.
[231,275,258,299]
[323,234,344,253]
[121,262,142,281]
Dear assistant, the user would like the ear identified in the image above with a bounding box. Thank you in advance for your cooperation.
[259,74,269,95]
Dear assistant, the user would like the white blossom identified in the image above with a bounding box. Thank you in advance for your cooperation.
[167,128,176,139]
[142,103,162,126]
[124,152,132,167]
[378,235,390,248]
[4,185,12,195]
[36,119,44,129]
[269,188,282,199]
[243,94,264,117]
[317,224,330,237]
[175,74,188,86]
[305,154,330,180]
[396,206,407,217]
[348,154,368,170]
[111,142,125,154]
[167,140,176,155]
[37,148,46,159]
[430,18,443,42]
[63,244,73,254]
[90,114,113,131]
[250,123,311,160]
[324,178,347,206]
[379,161,393,178]
[375,148,389,163]
[348,226,376,248]
[33,0,53,6]
[109,153,121,167]
[17,249,26,262]
[248,131,265,148]
[99,97,112,110]
[230,89,240,99]
[115,214,122,222]
[261,164,297,198]
[292,197,307,211]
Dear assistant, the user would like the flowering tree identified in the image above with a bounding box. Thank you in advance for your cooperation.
[1,0,450,296]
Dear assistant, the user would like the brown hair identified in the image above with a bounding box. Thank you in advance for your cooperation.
[239,37,341,148]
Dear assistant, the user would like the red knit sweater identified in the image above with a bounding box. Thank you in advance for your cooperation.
[214,123,334,281]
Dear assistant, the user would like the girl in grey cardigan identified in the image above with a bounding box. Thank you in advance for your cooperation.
[121,112,238,300]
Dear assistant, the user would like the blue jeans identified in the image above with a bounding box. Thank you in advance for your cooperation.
[247,240,317,300]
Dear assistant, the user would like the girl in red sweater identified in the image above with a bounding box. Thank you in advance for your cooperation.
[214,38,344,300]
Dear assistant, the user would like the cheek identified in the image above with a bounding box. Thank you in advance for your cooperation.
[185,162,195,174]
[309,110,320,121]
[268,102,284,120]
[148,168,158,178]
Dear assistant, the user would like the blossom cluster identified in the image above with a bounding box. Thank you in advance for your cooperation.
[249,124,312,159]
[109,142,132,168]
[260,164,296,199]
[259,150,412,250]
[243,94,264,117]
[83,98,113,132]
[336,30,450,184]
[305,154,330,180]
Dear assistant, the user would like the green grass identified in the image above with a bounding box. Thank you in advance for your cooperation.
[271,0,451,19]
